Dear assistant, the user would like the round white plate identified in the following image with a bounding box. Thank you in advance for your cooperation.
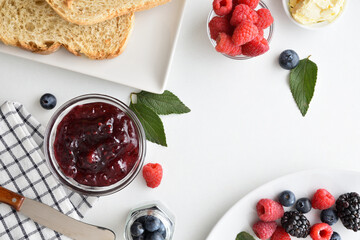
[206,169,360,240]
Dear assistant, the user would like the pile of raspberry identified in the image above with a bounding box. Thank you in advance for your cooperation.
[252,189,340,240]
[209,0,273,57]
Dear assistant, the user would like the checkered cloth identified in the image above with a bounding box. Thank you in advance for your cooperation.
[0,102,97,240]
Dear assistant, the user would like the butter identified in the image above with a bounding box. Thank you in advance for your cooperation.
[289,0,345,25]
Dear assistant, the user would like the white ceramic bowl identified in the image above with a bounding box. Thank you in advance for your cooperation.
[282,0,346,30]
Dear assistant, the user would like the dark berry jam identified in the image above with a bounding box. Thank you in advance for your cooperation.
[54,102,139,187]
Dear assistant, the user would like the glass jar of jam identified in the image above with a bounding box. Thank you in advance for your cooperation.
[124,202,175,240]
[44,94,146,196]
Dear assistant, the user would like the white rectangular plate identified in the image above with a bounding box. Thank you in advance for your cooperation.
[0,0,186,93]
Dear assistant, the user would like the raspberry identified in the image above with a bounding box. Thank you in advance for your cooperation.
[256,199,284,222]
[143,163,163,188]
[271,226,291,240]
[230,4,259,26]
[208,16,233,40]
[215,33,242,56]
[213,0,232,16]
[310,223,333,240]
[238,0,260,9]
[232,20,258,46]
[252,221,277,240]
[256,8,274,29]
[312,189,335,210]
[251,27,264,42]
[242,37,269,57]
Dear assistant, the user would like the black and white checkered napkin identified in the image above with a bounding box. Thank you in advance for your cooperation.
[0,102,97,240]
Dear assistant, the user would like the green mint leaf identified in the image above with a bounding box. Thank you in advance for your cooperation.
[235,231,256,240]
[290,57,318,116]
[136,90,191,115]
[129,103,167,147]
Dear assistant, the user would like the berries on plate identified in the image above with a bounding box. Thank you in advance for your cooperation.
[310,223,333,240]
[230,4,258,26]
[213,0,233,16]
[336,192,360,232]
[312,189,335,210]
[321,208,338,226]
[256,199,284,222]
[208,16,233,40]
[252,221,277,240]
[270,226,291,240]
[143,163,163,188]
[281,211,310,238]
[296,198,312,213]
[40,93,57,110]
[279,190,296,207]
[256,8,274,29]
[330,232,341,240]
[279,50,300,70]
[242,38,269,57]
[216,33,242,56]
[232,20,258,46]
[238,0,260,9]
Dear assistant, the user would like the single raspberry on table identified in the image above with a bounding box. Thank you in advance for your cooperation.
[256,8,274,29]
[256,199,284,222]
[230,4,259,26]
[208,16,233,40]
[215,33,242,56]
[312,189,335,210]
[242,37,269,57]
[232,20,258,46]
[238,0,260,9]
[270,226,291,240]
[310,223,333,240]
[213,0,233,16]
[143,163,163,188]
[252,221,277,240]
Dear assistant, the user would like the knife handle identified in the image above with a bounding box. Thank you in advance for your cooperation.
[0,186,25,211]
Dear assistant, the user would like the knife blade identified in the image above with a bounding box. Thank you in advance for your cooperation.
[0,186,116,240]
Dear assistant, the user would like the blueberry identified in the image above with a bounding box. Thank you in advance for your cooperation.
[321,208,338,225]
[40,93,57,110]
[156,221,166,238]
[145,232,164,240]
[144,216,161,232]
[137,216,147,224]
[279,50,299,70]
[330,232,341,240]
[296,198,312,213]
[130,221,145,237]
[133,236,145,240]
[279,190,296,207]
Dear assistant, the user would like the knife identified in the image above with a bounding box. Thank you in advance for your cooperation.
[0,186,116,240]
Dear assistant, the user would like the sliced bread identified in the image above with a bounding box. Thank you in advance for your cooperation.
[45,0,171,25]
[0,0,134,59]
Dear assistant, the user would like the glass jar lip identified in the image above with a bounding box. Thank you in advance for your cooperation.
[207,0,274,60]
[43,93,147,196]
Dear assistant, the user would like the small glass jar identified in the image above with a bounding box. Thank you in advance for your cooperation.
[207,0,274,60]
[125,202,175,240]
[44,94,146,196]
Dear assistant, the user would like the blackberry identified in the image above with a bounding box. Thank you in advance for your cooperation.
[336,192,360,232]
[281,211,310,238]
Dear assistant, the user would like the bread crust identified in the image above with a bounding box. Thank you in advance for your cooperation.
[46,0,171,25]
[0,13,135,60]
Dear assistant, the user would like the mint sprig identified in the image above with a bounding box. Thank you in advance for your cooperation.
[235,231,255,240]
[129,90,190,147]
[136,90,190,115]
[290,56,318,116]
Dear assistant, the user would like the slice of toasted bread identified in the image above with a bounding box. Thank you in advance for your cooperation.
[0,0,134,59]
[45,0,171,25]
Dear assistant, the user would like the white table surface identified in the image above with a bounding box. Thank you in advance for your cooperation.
[1,0,360,239]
